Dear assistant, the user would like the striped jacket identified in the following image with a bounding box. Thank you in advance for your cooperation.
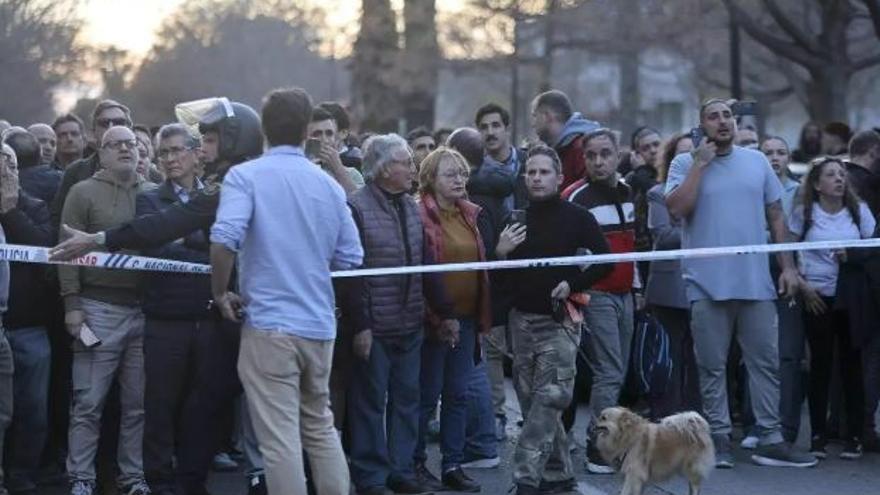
[562,178,637,294]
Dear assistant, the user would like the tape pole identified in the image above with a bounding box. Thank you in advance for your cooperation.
[7,238,880,277]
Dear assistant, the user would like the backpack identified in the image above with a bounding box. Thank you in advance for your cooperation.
[634,311,673,398]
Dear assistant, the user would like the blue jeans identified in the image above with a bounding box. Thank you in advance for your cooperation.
[348,333,423,490]
[414,320,477,471]
[6,327,50,490]
[464,353,498,461]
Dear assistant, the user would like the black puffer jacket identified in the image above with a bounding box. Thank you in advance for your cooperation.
[136,181,212,320]
[19,164,62,205]
[1,192,54,330]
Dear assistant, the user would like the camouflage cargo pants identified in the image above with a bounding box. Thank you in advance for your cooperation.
[509,309,579,488]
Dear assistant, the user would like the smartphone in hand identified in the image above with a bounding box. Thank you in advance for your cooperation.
[305,138,322,161]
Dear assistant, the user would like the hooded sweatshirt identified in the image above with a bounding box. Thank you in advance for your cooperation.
[58,168,154,311]
[552,112,600,190]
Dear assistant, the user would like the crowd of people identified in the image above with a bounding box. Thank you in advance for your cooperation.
[0,86,877,495]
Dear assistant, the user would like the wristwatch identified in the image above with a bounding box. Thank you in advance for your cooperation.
[95,231,106,246]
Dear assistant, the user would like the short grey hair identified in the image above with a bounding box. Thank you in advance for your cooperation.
[361,133,409,181]
[158,123,200,149]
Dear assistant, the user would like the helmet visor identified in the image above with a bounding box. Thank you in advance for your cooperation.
[175,97,234,129]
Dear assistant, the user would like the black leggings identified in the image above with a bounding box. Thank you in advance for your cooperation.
[804,297,864,440]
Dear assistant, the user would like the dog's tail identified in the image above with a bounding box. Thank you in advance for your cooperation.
[661,412,711,447]
[664,412,716,476]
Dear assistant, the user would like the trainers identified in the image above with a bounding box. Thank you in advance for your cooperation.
[713,434,734,469]
[840,439,863,460]
[461,455,501,469]
[809,436,827,459]
[121,480,151,495]
[751,442,818,467]
[585,443,614,474]
[495,415,507,441]
[248,474,268,495]
[740,434,759,450]
[538,478,577,494]
[212,452,239,472]
[70,480,95,495]
[442,467,480,492]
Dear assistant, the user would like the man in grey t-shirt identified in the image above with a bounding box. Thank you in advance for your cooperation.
[665,99,816,469]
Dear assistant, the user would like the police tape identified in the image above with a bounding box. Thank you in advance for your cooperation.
[5,237,880,277]
[0,244,211,274]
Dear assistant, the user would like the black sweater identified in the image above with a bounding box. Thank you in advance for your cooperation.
[500,195,612,315]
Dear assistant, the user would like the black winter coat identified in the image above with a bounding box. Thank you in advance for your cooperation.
[1,192,54,330]
[136,181,212,320]
[19,164,62,205]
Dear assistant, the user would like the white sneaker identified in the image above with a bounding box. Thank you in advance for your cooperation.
[461,456,501,469]
[740,435,759,450]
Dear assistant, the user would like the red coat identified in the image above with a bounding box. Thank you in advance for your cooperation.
[418,193,492,337]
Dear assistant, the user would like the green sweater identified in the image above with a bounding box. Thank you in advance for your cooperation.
[58,169,154,311]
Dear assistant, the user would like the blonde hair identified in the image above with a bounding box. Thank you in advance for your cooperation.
[418,147,470,195]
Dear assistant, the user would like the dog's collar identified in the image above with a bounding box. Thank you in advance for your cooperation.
[612,451,628,471]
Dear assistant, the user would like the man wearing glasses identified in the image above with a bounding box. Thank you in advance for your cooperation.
[51,100,133,228]
[135,123,229,495]
[58,126,153,495]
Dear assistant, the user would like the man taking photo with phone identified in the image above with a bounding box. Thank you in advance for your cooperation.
[495,145,610,495]
[307,107,364,193]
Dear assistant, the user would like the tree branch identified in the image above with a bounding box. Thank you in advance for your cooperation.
[722,0,823,70]
[761,0,820,54]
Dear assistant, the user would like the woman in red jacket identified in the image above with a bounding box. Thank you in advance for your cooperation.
[412,148,492,493]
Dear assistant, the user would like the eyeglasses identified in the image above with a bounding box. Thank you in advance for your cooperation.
[157,146,193,160]
[102,139,138,151]
[96,118,131,128]
[438,170,469,180]
[0,152,14,162]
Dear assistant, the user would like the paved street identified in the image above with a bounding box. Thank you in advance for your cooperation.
[42,379,880,495]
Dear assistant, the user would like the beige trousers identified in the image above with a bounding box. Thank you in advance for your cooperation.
[238,327,349,495]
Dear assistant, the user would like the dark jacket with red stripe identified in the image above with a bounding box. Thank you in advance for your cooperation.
[562,178,636,294]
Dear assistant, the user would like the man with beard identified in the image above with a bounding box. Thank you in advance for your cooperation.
[666,99,816,469]
[792,122,822,163]
[529,90,600,191]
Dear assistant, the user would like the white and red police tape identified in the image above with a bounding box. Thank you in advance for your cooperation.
[6,237,880,277]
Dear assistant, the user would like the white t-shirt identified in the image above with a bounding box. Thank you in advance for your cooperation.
[789,202,876,296]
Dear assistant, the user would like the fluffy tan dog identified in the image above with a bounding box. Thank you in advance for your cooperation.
[594,407,715,495]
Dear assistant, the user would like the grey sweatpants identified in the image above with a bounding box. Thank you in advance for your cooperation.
[690,299,784,445]
[584,291,634,427]
[67,299,145,485]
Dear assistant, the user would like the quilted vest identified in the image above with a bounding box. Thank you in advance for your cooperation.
[349,184,425,337]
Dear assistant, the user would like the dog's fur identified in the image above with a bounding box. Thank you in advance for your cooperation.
[594,407,715,495]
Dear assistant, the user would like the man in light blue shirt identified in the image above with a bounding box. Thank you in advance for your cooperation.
[210,87,363,495]
[665,99,816,470]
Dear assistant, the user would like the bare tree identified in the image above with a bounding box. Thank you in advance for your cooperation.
[401,0,440,130]
[352,0,401,132]
[722,0,880,122]
[0,0,83,123]
[123,0,340,125]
